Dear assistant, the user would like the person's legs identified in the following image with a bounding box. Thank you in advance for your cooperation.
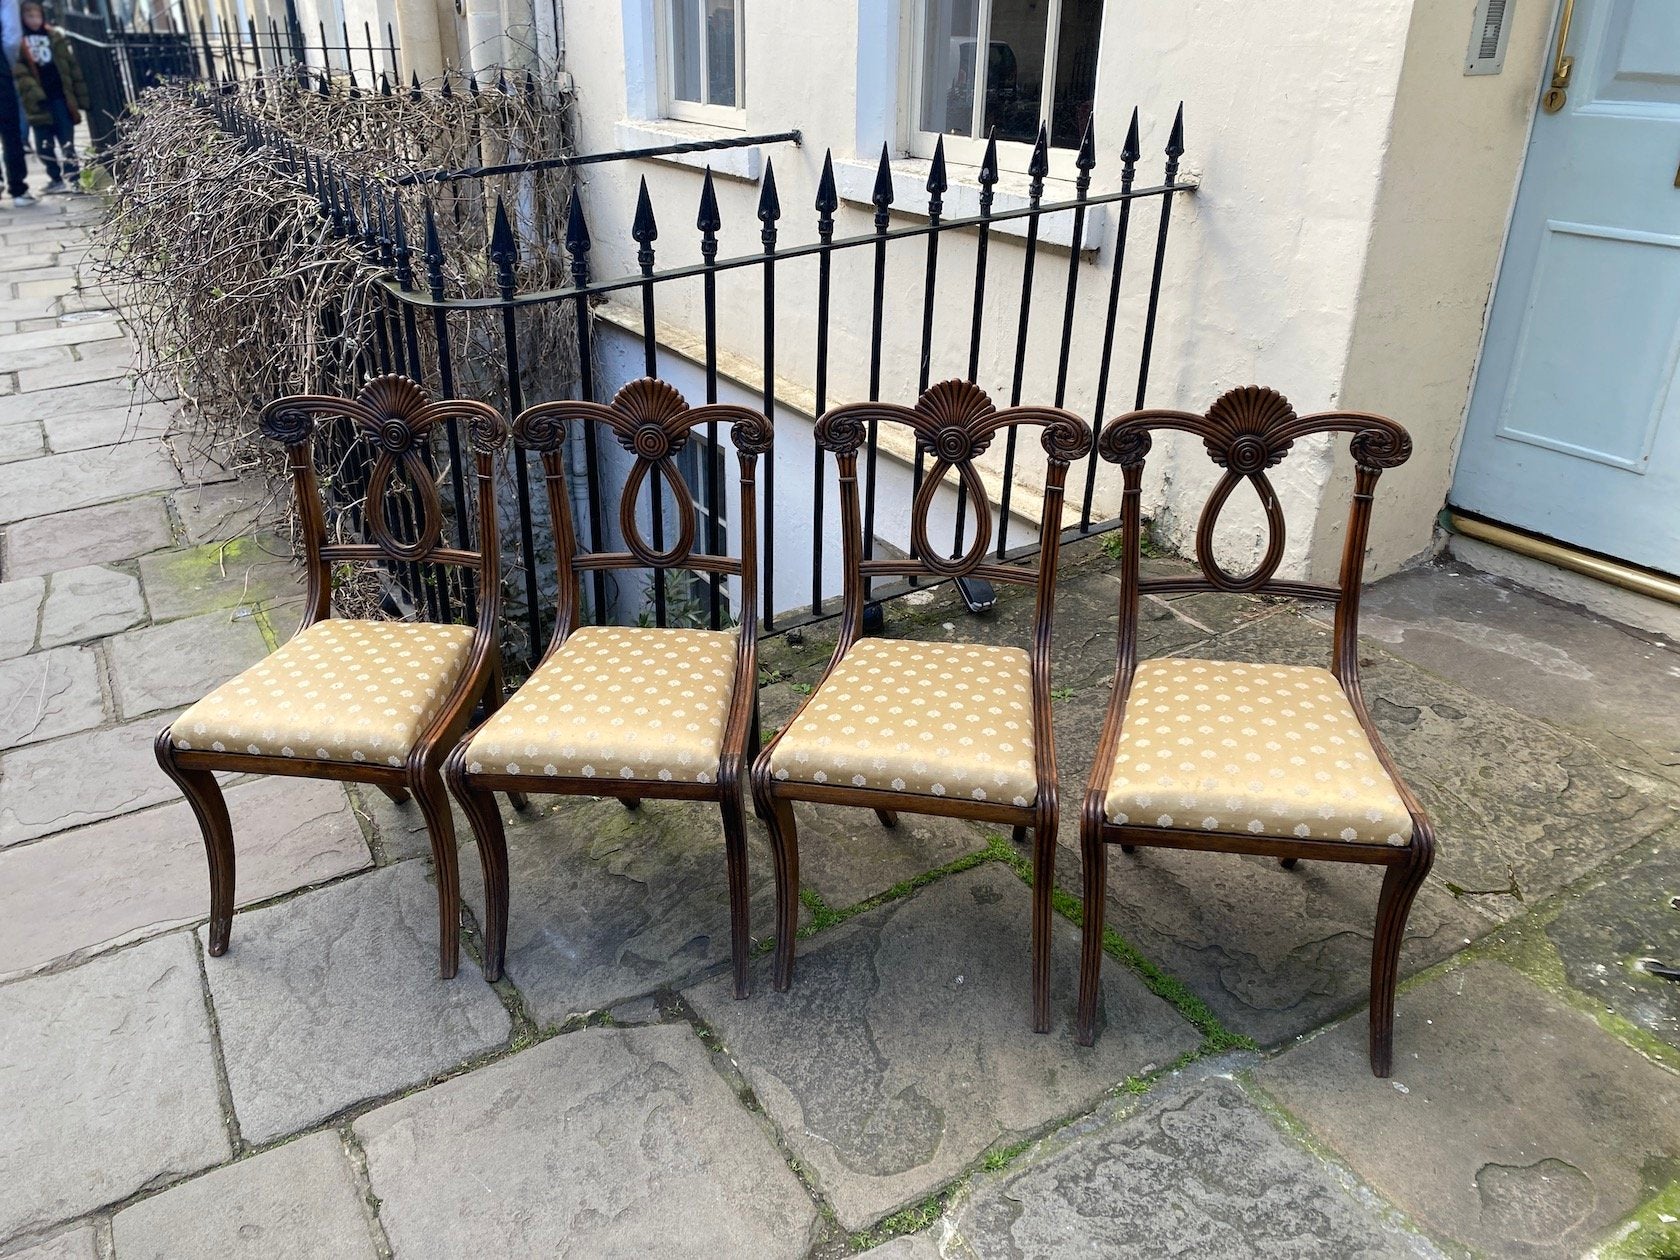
[47,98,77,183]
[0,65,29,199]
[32,121,62,184]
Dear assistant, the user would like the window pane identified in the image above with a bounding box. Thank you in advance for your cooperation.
[984,0,1050,145]
[706,0,739,107]
[919,0,980,138]
[670,0,702,103]
[1049,0,1102,148]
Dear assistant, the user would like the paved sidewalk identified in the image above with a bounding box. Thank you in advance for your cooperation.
[2,196,1677,1259]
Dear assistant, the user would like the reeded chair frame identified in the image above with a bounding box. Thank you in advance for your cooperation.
[750,380,1092,1033]
[445,379,771,998]
[155,375,519,979]
[1079,385,1434,1074]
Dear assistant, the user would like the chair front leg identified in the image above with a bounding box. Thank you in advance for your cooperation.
[155,730,235,957]
[408,757,461,980]
[445,746,510,984]
[718,789,752,1000]
[1075,819,1108,1047]
[1369,843,1432,1077]
[1031,819,1055,1035]
[764,795,801,992]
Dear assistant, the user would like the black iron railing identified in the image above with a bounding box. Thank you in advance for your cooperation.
[183,56,1192,674]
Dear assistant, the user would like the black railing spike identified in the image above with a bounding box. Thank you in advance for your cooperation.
[525,69,536,99]
[565,192,592,283]
[631,176,658,261]
[696,167,722,234]
[392,196,414,290]
[1167,101,1185,160]
[490,199,519,301]
[302,151,315,195]
[423,199,445,300]
[1028,123,1049,198]
[926,136,947,220]
[815,149,838,220]
[467,71,480,97]
[317,71,330,98]
[409,69,422,100]
[376,187,395,267]
[1076,118,1097,175]
[757,159,781,236]
[1123,106,1142,165]
[497,71,510,95]
[978,132,1000,191]
[380,71,391,95]
[440,72,453,99]
[360,178,379,256]
[347,66,360,98]
[871,142,894,222]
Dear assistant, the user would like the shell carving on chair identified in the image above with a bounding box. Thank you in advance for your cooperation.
[1201,385,1297,473]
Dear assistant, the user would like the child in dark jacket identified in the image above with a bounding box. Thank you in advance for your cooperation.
[15,1,86,193]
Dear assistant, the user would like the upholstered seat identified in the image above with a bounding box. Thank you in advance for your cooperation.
[767,638,1038,807]
[1105,659,1412,845]
[463,624,739,783]
[172,618,477,767]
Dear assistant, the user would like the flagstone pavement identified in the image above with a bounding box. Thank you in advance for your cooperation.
[1,191,1678,1259]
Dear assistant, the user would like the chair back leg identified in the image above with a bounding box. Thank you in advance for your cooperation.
[764,796,801,992]
[1030,824,1056,1034]
[446,746,510,984]
[1075,819,1108,1046]
[1369,848,1432,1076]
[409,765,462,980]
[718,792,753,1000]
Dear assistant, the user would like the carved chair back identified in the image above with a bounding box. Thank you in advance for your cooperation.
[514,378,773,655]
[814,379,1092,658]
[258,375,510,636]
[1098,385,1413,685]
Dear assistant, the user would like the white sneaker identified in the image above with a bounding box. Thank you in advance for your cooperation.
[42,179,67,194]
[12,193,36,206]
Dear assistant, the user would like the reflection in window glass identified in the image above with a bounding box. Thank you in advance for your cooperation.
[670,0,702,102]
[919,0,979,137]
[983,0,1049,145]
[1049,0,1101,147]
[706,0,738,107]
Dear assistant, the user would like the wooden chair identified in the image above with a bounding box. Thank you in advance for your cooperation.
[444,379,771,998]
[751,380,1091,1032]
[155,375,521,978]
[1078,385,1434,1074]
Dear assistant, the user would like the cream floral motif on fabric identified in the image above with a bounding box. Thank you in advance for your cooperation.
[173,619,476,767]
[465,625,738,783]
[1105,659,1413,845]
[768,638,1039,806]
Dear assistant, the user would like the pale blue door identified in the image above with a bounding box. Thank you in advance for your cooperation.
[1452,0,1680,575]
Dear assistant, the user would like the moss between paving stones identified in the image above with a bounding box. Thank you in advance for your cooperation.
[1595,1180,1680,1259]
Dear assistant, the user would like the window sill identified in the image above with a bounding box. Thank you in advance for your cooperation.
[612,119,764,181]
[831,156,1107,254]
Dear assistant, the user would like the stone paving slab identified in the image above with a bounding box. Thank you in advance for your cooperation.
[0,440,180,524]
[0,418,45,463]
[105,608,271,719]
[1,495,175,578]
[355,1025,821,1258]
[0,574,45,659]
[0,713,182,846]
[0,1226,98,1260]
[791,801,989,910]
[38,563,145,647]
[201,861,512,1144]
[947,1076,1435,1258]
[16,352,134,395]
[0,644,105,750]
[41,401,170,455]
[136,537,304,624]
[1208,612,1680,911]
[0,933,231,1246]
[1255,961,1680,1258]
[4,344,73,373]
[1541,829,1680,1055]
[685,865,1200,1231]
[0,777,371,980]
[0,377,166,428]
[110,1130,380,1260]
[171,478,278,546]
[456,795,788,1026]
[0,320,125,354]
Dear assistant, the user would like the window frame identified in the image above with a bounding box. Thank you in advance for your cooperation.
[902,0,1102,176]
[656,0,748,130]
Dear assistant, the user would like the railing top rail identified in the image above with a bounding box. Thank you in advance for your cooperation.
[392,130,803,186]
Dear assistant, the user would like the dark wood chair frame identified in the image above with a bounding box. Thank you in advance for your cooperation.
[444,378,772,998]
[1077,385,1434,1075]
[155,375,522,979]
[750,379,1092,1033]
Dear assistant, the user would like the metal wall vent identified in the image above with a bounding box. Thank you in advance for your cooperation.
[1466,0,1514,75]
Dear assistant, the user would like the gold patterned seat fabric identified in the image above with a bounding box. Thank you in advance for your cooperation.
[172,619,476,766]
[768,638,1038,806]
[1105,659,1412,845]
[464,625,738,783]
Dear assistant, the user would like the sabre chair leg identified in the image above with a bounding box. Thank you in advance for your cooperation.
[1075,826,1108,1047]
[764,795,801,992]
[622,797,642,812]
[482,656,528,812]
[1369,851,1430,1077]
[719,790,752,1000]
[1030,823,1055,1034]
[410,765,462,980]
[156,733,235,957]
[447,752,509,984]
[378,785,412,805]
[874,808,898,829]
[1011,825,1027,846]
[1278,857,1298,870]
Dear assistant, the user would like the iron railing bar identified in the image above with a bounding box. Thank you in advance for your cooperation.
[393,131,802,186]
